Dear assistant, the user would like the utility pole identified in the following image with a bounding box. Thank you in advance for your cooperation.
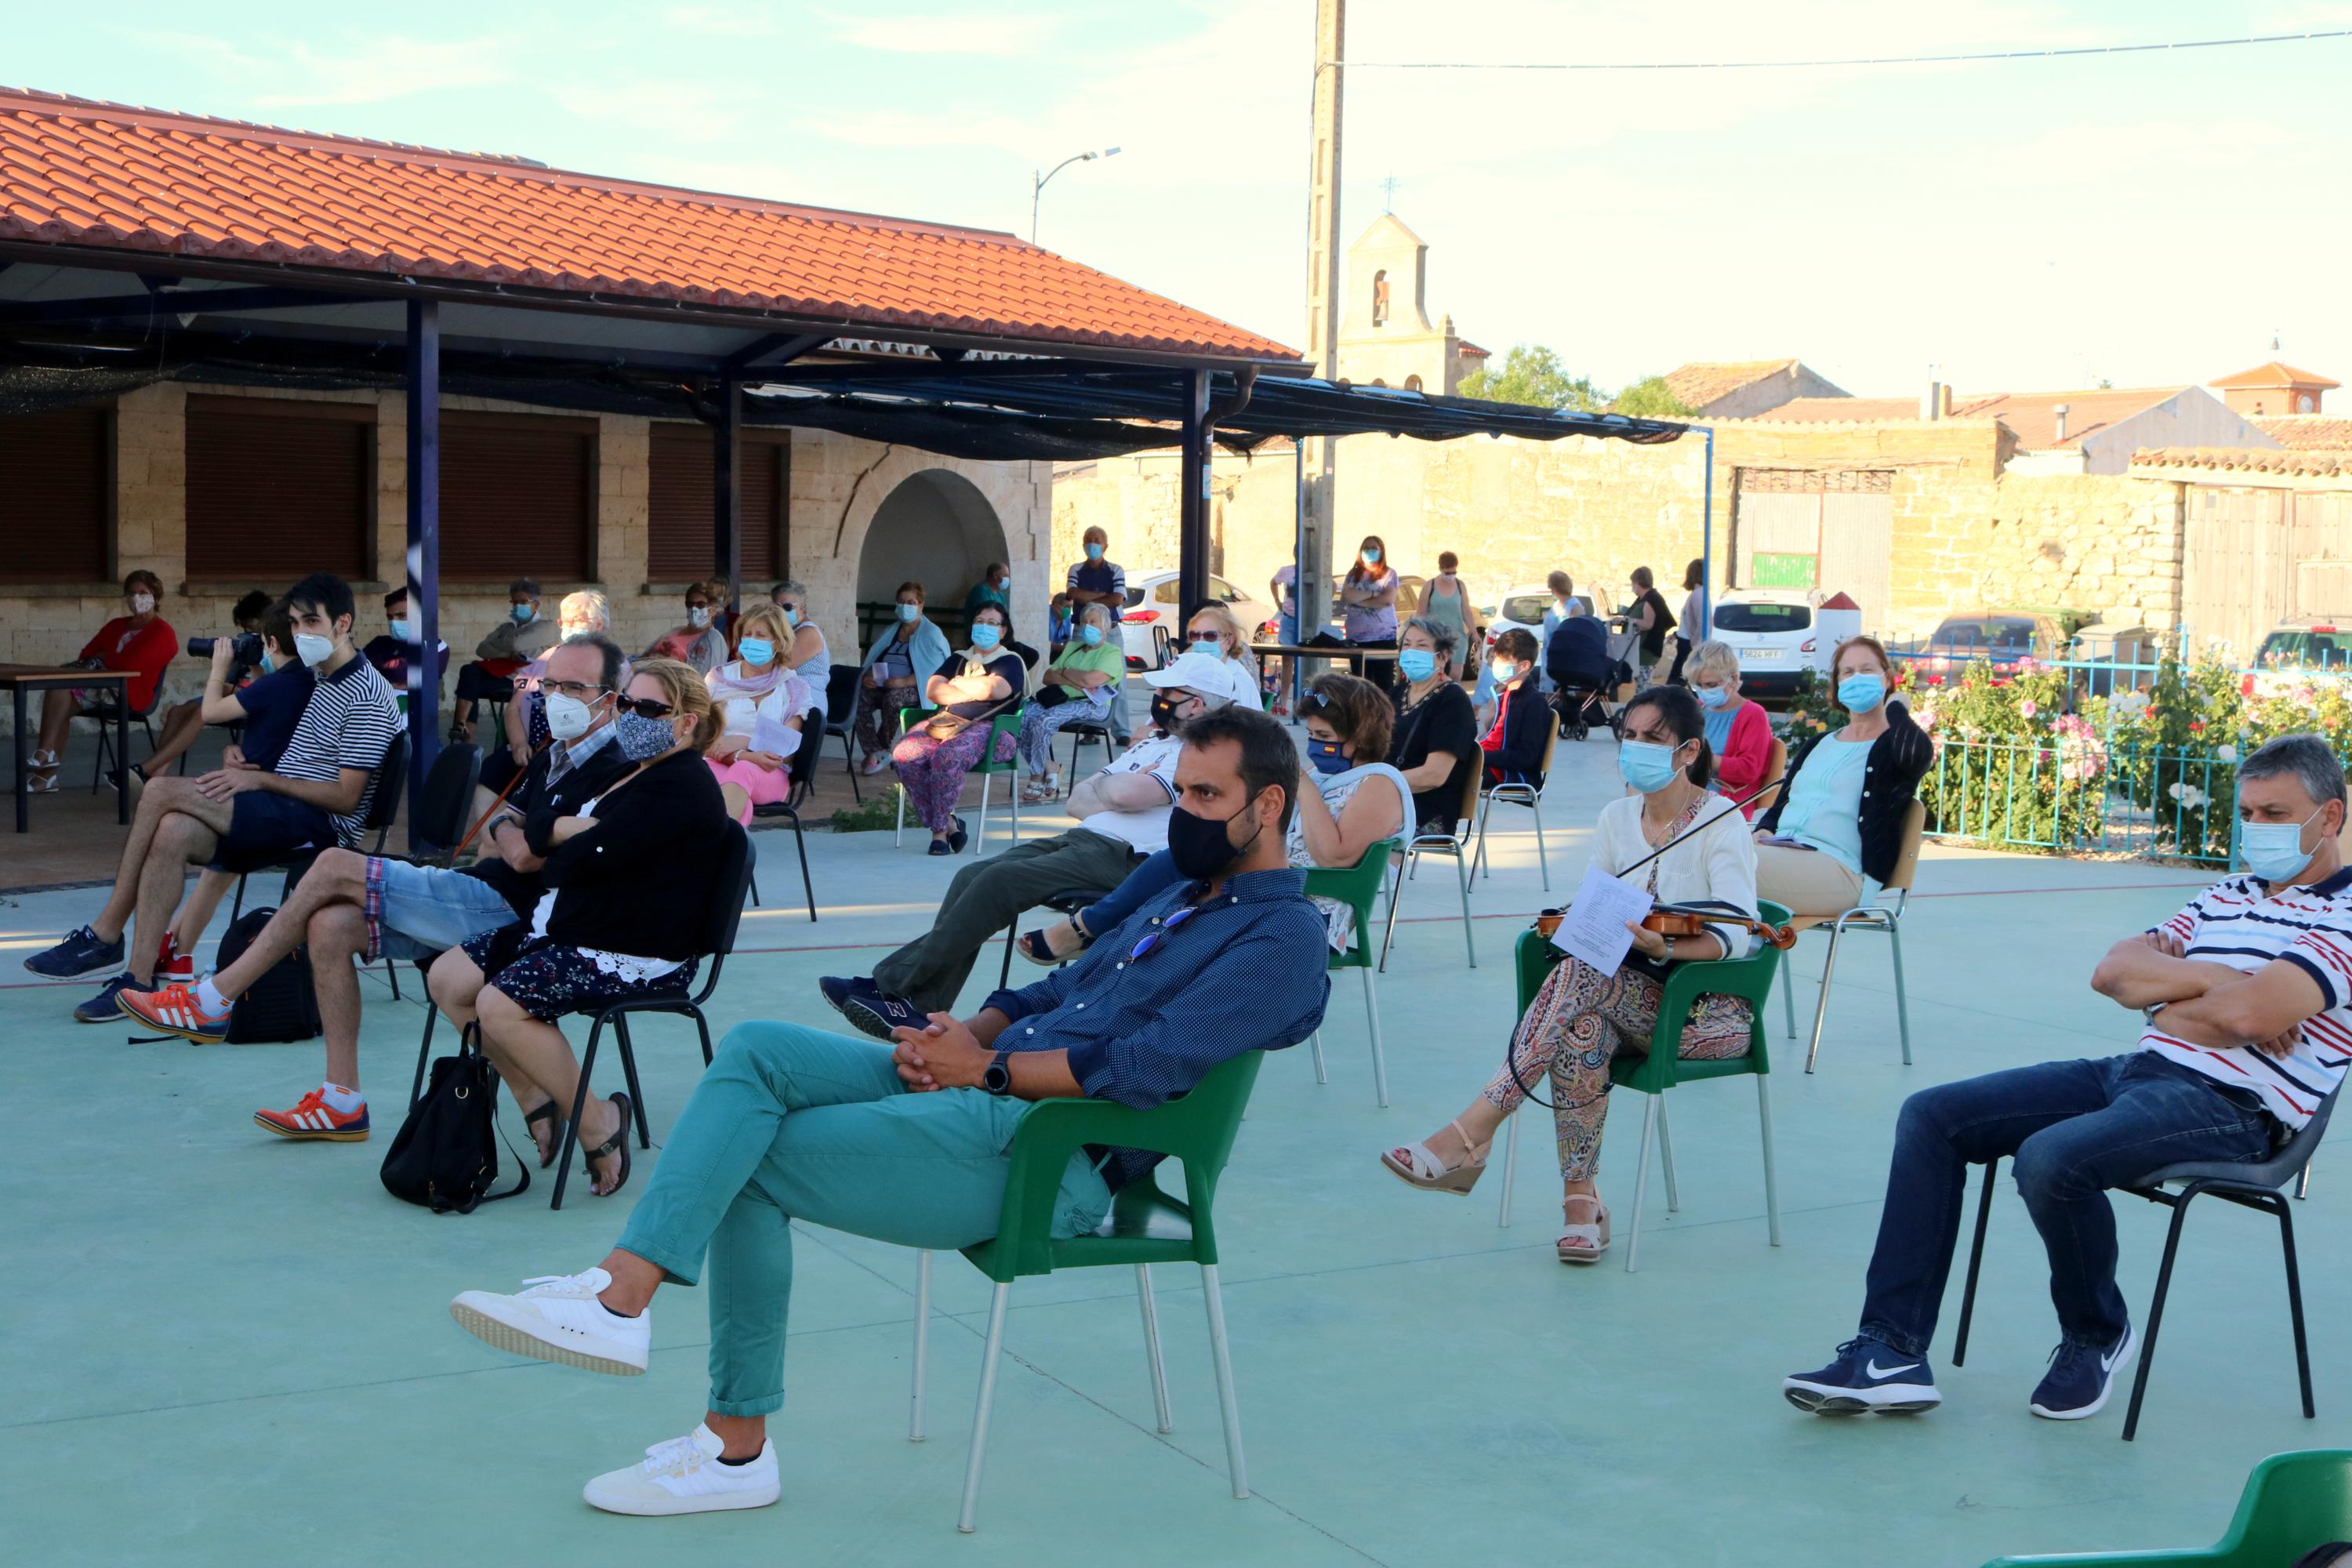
[1300,0,1344,643]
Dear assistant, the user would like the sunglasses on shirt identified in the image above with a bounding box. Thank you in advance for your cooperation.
[1128,902,1202,962]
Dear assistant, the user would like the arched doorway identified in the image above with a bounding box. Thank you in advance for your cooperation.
[857,469,1011,623]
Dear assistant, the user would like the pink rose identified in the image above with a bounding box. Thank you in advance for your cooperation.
[2018,699,2038,719]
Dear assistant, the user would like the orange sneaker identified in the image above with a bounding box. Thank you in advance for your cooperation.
[254,1087,371,1142]
[119,979,230,1044]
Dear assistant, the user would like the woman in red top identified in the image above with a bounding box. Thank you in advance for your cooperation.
[1686,639,1775,816]
[26,571,177,793]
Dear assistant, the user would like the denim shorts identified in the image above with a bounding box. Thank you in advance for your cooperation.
[365,856,520,961]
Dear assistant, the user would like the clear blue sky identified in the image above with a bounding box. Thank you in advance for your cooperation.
[13,1,2350,400]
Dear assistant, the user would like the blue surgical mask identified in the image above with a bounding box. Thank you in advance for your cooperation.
[1838,672,1886,713]
[1078,623,1105,647]
[1396,648,1437,682]
[1307,739,1349,775]
[1695,684,1730,710]
[1490,661,1522,686]
[388,617,412,642]
[1362,547,1381,564]
[258,651,274,673]
[510,604,533,624]
[896,602,920,623]
[1085,542,1105,561]
[2242,806,2326,884]
[969,622,1002,650]
[737,638,775,666]
[1190,633,1224,653]
[1617,739,1685,794]
[615,710,677,762]
[777,605,797,628]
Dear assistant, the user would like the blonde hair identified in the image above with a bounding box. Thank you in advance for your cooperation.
[1687,639,1742,686]
[1189,602,1245,653]
[630,655,724,752]
[560,589,611,630]
[733,603,792,648]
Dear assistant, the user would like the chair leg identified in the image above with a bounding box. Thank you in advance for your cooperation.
[550,1017,606,1210]
[1888,918,1914,1066]
[2122,1185,2201,1442]
[2297,1163,2314,1201]
[1199,1263,1250,1501]
[230,872,248,923]
[999,920,1018,989]
[1624,1095,1658,1273]
[909,1250,930,1442]
[1531,798,1549,892]
[895,782,906,848]
[956,1282,1012,1533]
[613,1014,652,1149]
[1803,925,1847,1074]
[1473,791,1497,880]
[1755,1073,1782,1247]
[384,956,402,1001]
[410,1001,439,1109]
[2277,1195,2316,1420]
[695,1011,714,1067]
[1497,1105,1518,1229]
[1361,965,1388,1109]
[793,815,817,923]
[1781,954,1798,1040]
[1656,1094,1680,1214]
[750,869,762,909]
[1455,847,1477,969]
[843,730,863,804]
[1952,1160,1999,1367]
[1007,775,1018,849]
[1377,849,1408,973]
[1134,1264,1174,1433]
[1308,1028,1327,1084]
[972,773,990,857]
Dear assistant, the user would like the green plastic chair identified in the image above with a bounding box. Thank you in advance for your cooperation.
[909,1051,1265,1534]
[1983,1450,2352,1566]
[1302,840,1404,1107]
[893,705,1026,855]
[1494,903,1790,1271]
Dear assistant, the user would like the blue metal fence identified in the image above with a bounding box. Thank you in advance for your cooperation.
[1916,735,2241,864]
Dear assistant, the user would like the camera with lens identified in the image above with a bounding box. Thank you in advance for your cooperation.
[188,632,264,666]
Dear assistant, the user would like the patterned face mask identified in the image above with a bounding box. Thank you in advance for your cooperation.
[615,710,677,761]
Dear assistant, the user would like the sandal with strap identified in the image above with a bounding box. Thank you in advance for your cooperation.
[1557,1194,1612,1265]
[1378,1118,1490,1196]
[523,1099,570,1170]
[582,1093,634,1198]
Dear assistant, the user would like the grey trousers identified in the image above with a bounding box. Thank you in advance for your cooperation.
[873,828,1145,1013]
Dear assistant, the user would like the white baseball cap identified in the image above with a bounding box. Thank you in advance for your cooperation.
[1143,650,1253,709]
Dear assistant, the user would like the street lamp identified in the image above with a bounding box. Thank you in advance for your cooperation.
[1031,146,1120,242]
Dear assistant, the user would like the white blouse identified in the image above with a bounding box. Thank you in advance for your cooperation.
[1585,791,1761,961]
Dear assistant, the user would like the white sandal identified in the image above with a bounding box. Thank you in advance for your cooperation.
[1556,1194,1611,1264]
[1379,1119,1490,1196]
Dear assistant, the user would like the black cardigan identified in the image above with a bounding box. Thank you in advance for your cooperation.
[1755,700,1933,884]
[530,749,730,961]
[1484,681,1551,786]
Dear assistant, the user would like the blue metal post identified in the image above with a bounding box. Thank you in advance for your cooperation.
[405,298,441,854]
[1699,425,1715,633]
[1178,368,1211,617]
[713,379,742,615]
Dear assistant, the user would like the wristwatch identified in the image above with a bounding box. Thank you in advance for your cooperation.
[1661,935,1676,964]
[982,1049,1014,1096]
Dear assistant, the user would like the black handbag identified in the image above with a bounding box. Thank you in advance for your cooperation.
[381,1023,529,1214]
[1033,684,1071,709]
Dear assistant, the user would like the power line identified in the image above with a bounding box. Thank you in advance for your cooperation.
[1344,27,2352,74]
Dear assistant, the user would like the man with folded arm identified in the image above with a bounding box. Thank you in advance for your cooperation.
[442,705,1330,1515]
[1785,733,2350,1424]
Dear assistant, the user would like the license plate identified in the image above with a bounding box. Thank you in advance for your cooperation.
[1743,648,1785,662]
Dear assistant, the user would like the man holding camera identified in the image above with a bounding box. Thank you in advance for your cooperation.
[24,574,401,1025]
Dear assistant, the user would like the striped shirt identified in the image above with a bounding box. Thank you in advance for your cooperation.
[2143,870,2352,1130]
[275,652,401,846]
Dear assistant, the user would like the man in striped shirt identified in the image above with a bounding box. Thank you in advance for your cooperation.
[25,572,401,1024]
[1786,733,2347,1425]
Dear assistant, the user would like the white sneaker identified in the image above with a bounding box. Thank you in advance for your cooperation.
[583,1425,779,1516]
[448,1267,650,1377]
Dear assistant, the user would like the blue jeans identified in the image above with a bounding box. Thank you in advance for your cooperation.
[1858,1053,2274,1359]
[366,856,517,960]
[1076,848,1182,942]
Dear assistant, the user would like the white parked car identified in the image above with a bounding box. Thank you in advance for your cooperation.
[1708,591,1830,699]
[1119,571,1272,670]
[1488,584,1599,657]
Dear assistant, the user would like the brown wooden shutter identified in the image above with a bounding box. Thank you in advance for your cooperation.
[647,424,786,583]
[441,412,597,580]
[0,406,111,582]
[185,397,372,579]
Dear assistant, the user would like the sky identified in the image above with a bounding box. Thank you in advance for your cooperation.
[12,0,2352,401]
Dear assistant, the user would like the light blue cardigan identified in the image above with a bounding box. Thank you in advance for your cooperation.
[862,615,951,688]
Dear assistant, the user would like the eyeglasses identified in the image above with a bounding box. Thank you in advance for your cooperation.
[1308,690,1332,708]
[543,680,608,702]
[615,696,676,719]
[1128,902,1202,962]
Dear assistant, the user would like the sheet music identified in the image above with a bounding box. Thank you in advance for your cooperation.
[1550,865,1650,974]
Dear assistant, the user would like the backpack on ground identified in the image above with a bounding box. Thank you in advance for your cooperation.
[216,906,322,1044]
[381,1023,529,1214]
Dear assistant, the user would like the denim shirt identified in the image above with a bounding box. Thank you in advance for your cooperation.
[982,866,1330,1187]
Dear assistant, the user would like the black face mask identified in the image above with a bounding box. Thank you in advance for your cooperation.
[1166,795,1265,881]
[1150,694,1191,735]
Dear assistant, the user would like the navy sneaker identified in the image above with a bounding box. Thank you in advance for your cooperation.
[25,924,126,979]
[817,976,922,1042]
[1783,1336,1942,1415]
[73,974,139,1024]
[2029,1322,2137,1421]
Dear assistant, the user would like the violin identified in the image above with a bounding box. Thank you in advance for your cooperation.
[1639,902,1798,951]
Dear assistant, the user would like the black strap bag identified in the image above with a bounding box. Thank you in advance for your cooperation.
[219,906,322,1044]
[381,1023,528,1214]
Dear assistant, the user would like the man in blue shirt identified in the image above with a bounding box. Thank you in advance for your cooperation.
[442,706,1330,1518]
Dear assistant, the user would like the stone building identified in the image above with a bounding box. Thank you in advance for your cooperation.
[1660,359,1849,419]
[1334,214,1486,395]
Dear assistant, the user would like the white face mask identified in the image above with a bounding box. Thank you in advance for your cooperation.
[687,607,711,629]
[129,593,155,615]
[295,633,335,669]
[544,691,597,742]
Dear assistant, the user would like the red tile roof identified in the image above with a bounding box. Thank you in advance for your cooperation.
[2132,446,2352,477]
[0,86,1295,361]
[1661,358,1795,408]
[2211,360,2339,390]
[1747,394,1924,423]
[1946,387,2183,449]
[2254,416,2352,449]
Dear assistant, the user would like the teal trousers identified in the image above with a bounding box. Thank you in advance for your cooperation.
[615,1020,1112,1417]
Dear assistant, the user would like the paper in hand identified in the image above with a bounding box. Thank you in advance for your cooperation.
[1550,864,1651,975]
[752,713,799,757]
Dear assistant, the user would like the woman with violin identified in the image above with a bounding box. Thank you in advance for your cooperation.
[1381,685,1768,1265]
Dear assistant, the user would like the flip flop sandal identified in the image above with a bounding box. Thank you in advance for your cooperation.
[523,1099,570,1170]
[581,1092,633,1197]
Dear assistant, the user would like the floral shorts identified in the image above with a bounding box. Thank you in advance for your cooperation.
[461,927,699,1022]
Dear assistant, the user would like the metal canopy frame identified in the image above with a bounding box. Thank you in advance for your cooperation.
[0,247,1690,848]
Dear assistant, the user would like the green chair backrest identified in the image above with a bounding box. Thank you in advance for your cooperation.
[1302,839,1402,973]
[896,702,1025,769]
[1983,1450,2352,1566]
[963,1051,1266,1285]
[1511,898,1791,1093]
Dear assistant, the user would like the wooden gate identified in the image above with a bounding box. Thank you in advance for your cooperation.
[1731,468,1893,625]
[2180,487,2292,660]
[2293,492,2352,626]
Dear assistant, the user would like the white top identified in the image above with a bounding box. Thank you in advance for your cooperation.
[1584,791,1761,962]
[1078,735,1185,854]
[710,661,818,740]
[1290,762,1412,950]
[1679,589,1704,639]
